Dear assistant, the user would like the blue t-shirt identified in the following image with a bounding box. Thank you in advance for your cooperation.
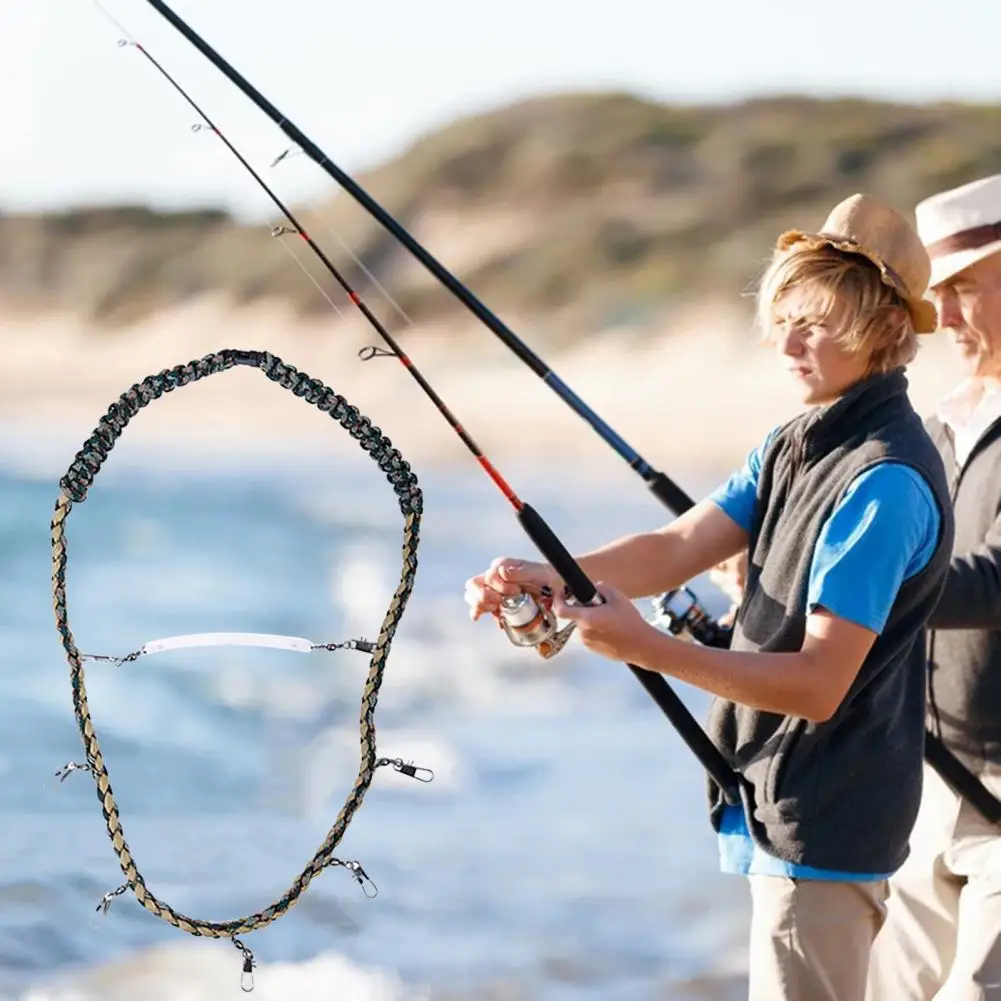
[707,425,942,882]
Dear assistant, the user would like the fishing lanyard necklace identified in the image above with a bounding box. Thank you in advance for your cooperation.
[51,350,433,991]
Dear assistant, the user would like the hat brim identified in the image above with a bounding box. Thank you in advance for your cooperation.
[776,229,938,335]
[929,239,1001,290]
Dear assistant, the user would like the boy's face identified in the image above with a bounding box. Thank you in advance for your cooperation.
[770,285,872,406]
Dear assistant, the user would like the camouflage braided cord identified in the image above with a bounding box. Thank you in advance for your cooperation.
[50,348,422,938]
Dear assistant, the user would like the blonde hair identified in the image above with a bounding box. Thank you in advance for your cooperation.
[755,244,918,374]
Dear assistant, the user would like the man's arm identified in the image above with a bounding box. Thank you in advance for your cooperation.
[929,510,1001,629]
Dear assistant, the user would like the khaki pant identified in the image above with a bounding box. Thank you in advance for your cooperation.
[748,875,889,1001]
[866,761,1001,1001]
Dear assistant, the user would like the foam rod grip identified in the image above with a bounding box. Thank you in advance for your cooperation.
[647,471,695,516]
[516,503,596,604]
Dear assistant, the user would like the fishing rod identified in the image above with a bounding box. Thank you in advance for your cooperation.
[141,0,694,518]
[97,4,741,804]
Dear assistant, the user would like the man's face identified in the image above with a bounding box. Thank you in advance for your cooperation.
[930,252,1001,378]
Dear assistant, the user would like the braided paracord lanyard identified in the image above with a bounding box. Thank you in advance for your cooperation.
[50,348,428,990]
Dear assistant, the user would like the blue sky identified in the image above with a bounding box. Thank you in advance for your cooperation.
[3,0,999,220]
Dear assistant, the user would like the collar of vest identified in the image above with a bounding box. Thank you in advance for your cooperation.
[792,366,910,461]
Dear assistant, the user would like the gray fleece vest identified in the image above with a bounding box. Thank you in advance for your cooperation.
[706,368,954,874]
[924,412,1001,771]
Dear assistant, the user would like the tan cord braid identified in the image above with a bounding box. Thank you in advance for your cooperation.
[51,349,423,944]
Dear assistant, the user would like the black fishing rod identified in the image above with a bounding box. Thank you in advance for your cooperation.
[102,5,741,804]
[141,0,693,517]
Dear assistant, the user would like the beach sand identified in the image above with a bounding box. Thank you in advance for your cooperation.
[0,295,967,481]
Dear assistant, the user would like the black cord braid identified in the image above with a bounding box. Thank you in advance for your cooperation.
[51,349,422,939]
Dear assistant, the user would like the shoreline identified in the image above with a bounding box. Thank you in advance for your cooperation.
[1,297,967,481]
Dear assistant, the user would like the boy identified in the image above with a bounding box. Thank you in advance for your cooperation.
[464,194,955,1001]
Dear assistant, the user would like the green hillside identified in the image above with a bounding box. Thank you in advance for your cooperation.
[3,91,999,337]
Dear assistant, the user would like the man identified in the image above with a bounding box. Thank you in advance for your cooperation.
[464,194,955,1001]
[866,173,1001,1000]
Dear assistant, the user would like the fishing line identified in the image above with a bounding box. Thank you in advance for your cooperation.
[98,22,520,505]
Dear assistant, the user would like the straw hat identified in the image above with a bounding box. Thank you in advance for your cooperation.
[915,174,1001,289]
[775,193,938,335]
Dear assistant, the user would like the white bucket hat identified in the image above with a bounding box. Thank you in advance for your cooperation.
[914,174,1001,289]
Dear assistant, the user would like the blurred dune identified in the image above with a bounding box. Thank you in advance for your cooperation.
[1,90,993,474]
[0,295,966,480]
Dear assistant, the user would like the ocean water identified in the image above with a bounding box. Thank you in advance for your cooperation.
[0,426,749,1001]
